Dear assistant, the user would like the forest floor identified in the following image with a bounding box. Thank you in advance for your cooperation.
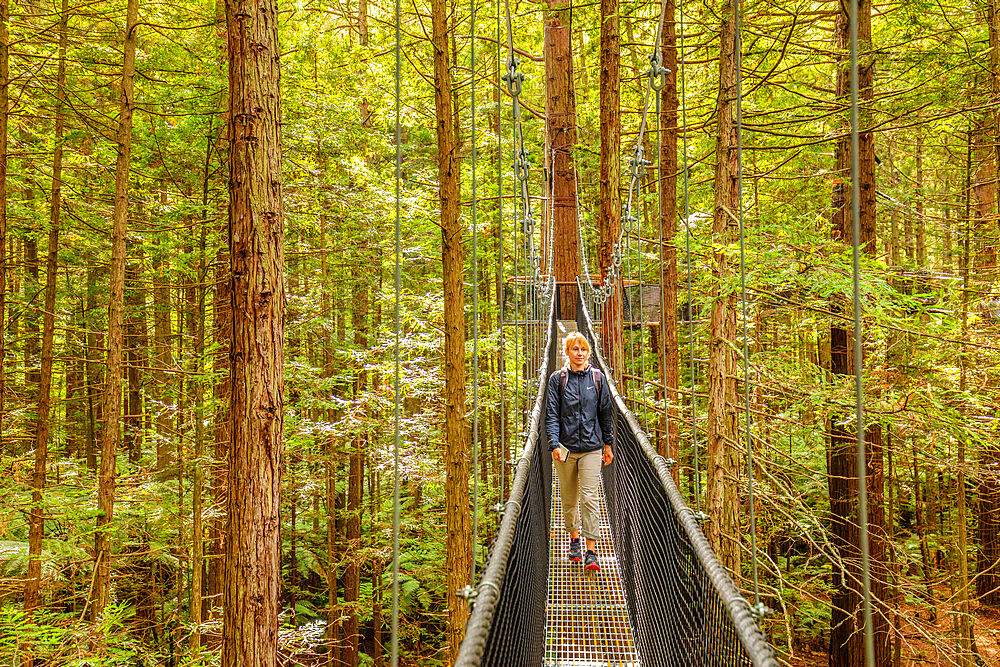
[782,595,1000,666]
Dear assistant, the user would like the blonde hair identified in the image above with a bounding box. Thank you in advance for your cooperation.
[563,332,591,367]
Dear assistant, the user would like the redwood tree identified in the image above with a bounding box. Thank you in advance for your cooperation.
[432,0,470,657]
[705,0,741,577]
[597,0,623,382]
[659,0,680,470]
[92,0,139,619]
[545,0,579,315]
[221,0,286,659]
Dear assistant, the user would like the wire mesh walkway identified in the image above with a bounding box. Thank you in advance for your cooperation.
[455,289,779,667]
[545,470,638,666]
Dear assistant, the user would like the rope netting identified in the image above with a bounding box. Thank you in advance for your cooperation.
[454,279,778,666]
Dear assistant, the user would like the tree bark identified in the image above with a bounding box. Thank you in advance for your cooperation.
[597,0,623,385]
[431,0,470,657]
[705,0,741,577]
[545,0,579,315]
[92,0,139,619]
[221,0,285,659]
[23,0,67,610]
[659,0,679,472]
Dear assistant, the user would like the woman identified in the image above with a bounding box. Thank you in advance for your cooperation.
[545,331,614,571]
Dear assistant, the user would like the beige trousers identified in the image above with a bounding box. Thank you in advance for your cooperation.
[554,449,602,541]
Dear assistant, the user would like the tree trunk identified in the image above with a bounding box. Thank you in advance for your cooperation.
[597,0,623,384]
[827,1,890,663]
[705,0,740,578]
[432,0,470,656]
[221,0,285,659]
[659,0,679,471]
[92,0,139,619]
[23,0,67,610]
[545,0,579,315]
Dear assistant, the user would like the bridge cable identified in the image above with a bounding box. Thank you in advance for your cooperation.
[733,0,763,615]
[390,0,402,658]
[849,0,876,662]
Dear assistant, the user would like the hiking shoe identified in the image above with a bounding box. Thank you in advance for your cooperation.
[568,539,582,563]
[585,550,600,572]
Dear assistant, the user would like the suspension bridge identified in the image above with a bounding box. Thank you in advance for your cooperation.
[382,0,879,656]
[452,278,778,666]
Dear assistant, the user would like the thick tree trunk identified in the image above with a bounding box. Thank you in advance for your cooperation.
[705,0,740,577]
[431,0,470,657]
[827,1,890,664]
[23,0,67,610]
[92,0,138,619]
[659,0,679,471]
[221,0,285,659]
[545,0,579,315]
[597,0,623,384]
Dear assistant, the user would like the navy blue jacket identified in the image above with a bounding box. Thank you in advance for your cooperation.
[545,365,614,453]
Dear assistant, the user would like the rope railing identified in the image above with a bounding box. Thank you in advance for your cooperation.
[576,278,780,667]
[455,276,555,667]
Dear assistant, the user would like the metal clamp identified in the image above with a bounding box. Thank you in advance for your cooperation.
[647,52,669,91]
[680,507,710,523]
[478,580,500,598]
[748,601,771,620]
[503,58,524,96]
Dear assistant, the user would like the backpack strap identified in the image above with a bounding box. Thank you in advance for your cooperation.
[591,367,602,396]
